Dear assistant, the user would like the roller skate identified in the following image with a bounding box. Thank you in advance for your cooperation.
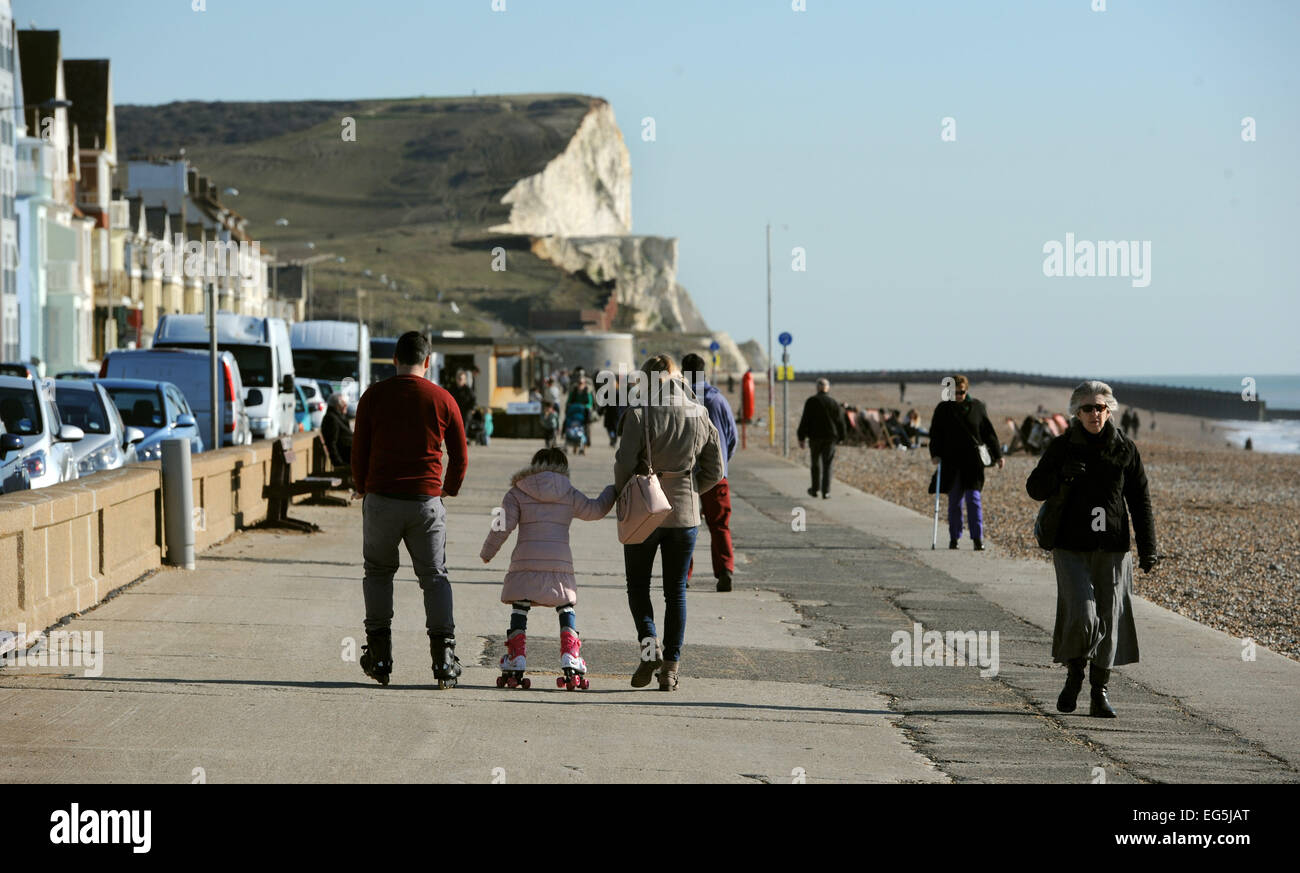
[496,631,531,690]
[429,634,462,690]
[359,629,392,686]
[556,628,590,690]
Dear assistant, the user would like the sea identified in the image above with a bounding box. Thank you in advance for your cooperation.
[1117,374,1300,454]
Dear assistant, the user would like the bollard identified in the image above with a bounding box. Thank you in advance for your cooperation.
[161,438,196,570]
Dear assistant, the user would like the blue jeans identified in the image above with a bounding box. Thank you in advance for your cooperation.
[624,526,698,663]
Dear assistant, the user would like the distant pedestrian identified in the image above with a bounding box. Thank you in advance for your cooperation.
[600,375,623,447]
[450,370,476,423]
[615,354,724,691]
[899,381,906,403]
[321,394,353,468]
[1027,380,1157,719]
[928,374,1003,550]
[480,447,616,690]
[682,353,738,592]
[797,378,847,499]
[546,378,563,409]
[727,373,736,394]
[567,376,596,447]
[351,331,469,689]
[540,402,559,448]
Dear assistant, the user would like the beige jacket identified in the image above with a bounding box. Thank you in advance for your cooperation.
[614,376,724,529]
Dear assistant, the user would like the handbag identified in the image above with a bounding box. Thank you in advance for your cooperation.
[617,406,673,544]
[1034,482,1070,550]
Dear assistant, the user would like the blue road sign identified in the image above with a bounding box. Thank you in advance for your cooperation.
[708,340,720,352]
[778,332,792,347]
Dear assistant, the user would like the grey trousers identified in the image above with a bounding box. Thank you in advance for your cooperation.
[1051,549,1139,668]
[362,494,455,636]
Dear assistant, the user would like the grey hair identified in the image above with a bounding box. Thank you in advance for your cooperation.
[816,378,830,392]
[1069,380,1118,416]
[330,393,349,411]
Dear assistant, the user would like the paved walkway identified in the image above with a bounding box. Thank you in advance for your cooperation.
[1,439,1296,783]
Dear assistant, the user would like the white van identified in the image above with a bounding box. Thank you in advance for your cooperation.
[153,314,295,440]
[290,321,371,408]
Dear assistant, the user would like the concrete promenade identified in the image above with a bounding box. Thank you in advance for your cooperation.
[0,439,1296,783]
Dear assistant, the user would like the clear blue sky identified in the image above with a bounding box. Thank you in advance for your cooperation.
[22,0,1299,375]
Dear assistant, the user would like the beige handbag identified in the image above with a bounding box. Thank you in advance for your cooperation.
[617,406,673,544]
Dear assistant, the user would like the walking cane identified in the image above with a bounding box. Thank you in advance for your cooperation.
[931,459,941,550]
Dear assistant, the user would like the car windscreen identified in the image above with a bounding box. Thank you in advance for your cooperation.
[55,387,113,434]
[0,385,41,434]
[106,388,166,429]
[293,349,360,382]
[157,343,273,387]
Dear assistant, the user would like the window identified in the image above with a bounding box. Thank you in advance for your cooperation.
[496,355,522,389]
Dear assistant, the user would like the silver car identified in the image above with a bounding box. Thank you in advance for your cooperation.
[53,380,145,476]
[0,376,84,489]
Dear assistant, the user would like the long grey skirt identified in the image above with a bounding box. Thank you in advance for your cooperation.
[1051,549,1139,668]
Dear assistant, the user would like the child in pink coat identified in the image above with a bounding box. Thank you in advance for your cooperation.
[481,447,616,688]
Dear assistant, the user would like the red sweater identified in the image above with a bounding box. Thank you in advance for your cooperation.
[351,375,468,498]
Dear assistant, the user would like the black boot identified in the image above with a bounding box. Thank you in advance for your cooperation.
[1056,657,1086,713]
[973,538,984,551]
[360,628,392,686]
[949,538,958,550]
[429,634,463,689]
[1089,663,1117,718]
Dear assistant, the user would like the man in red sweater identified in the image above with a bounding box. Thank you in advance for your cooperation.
[351,331,469,688]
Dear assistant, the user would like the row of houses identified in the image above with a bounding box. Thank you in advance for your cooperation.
[0,4,287,374]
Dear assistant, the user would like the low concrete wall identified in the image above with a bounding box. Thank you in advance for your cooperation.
[0,433,321,636]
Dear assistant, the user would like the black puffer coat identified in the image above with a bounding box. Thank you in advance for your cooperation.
[929,397,1001,491]
[1026,418,1156,557]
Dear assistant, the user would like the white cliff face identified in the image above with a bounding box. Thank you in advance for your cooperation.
[490,100,632,237]
[530,234,709,333]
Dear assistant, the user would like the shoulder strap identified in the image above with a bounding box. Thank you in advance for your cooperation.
[643,406,654,473]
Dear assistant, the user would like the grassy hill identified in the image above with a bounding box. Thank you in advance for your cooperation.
[115,95,616,336]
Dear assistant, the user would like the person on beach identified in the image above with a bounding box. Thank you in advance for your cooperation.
[540,402,559,448]
[567,376,596,448]
[797,379,848,499]
[681,353,739,592]
[480,447,616,689]
[351,331,469,688]
[1027,380,1157,719]
[616,354,724,691]
[600,374,624,448]
[929,374,1003,550]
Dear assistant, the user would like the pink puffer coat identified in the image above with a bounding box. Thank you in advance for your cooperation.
[480,463,617,607]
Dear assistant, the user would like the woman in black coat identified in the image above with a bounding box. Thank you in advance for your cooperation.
[1027,380,1157,718]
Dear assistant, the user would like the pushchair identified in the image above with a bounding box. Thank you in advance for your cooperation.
[563,402,589,455]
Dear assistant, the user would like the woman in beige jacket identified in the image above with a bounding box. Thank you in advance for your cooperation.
[614,355,724,691]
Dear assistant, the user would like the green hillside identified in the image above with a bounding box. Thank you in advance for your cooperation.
[116,95,615,336]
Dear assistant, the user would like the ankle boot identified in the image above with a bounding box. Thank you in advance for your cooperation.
[1089,663,1117,718]
[631,637,662,688]
[1056,657,1086,713]
[657,660,679,691]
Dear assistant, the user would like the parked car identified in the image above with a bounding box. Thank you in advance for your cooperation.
[153,314,296,440]
[297,377,328,430]
[98,378,205,461]
[0,362,38,379]
[100,349,252,449]
[293,383,312,432]
[0,376,84,489]
[0,418,30,494]
[53,380,145,476]
[55,370,98,381]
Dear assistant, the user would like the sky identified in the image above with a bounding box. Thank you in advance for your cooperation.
[19,0,1299,376]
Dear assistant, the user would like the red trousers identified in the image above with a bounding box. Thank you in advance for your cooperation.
[688,479,734,580]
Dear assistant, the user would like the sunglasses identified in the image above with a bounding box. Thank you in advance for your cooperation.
[1078,404,1109,415]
